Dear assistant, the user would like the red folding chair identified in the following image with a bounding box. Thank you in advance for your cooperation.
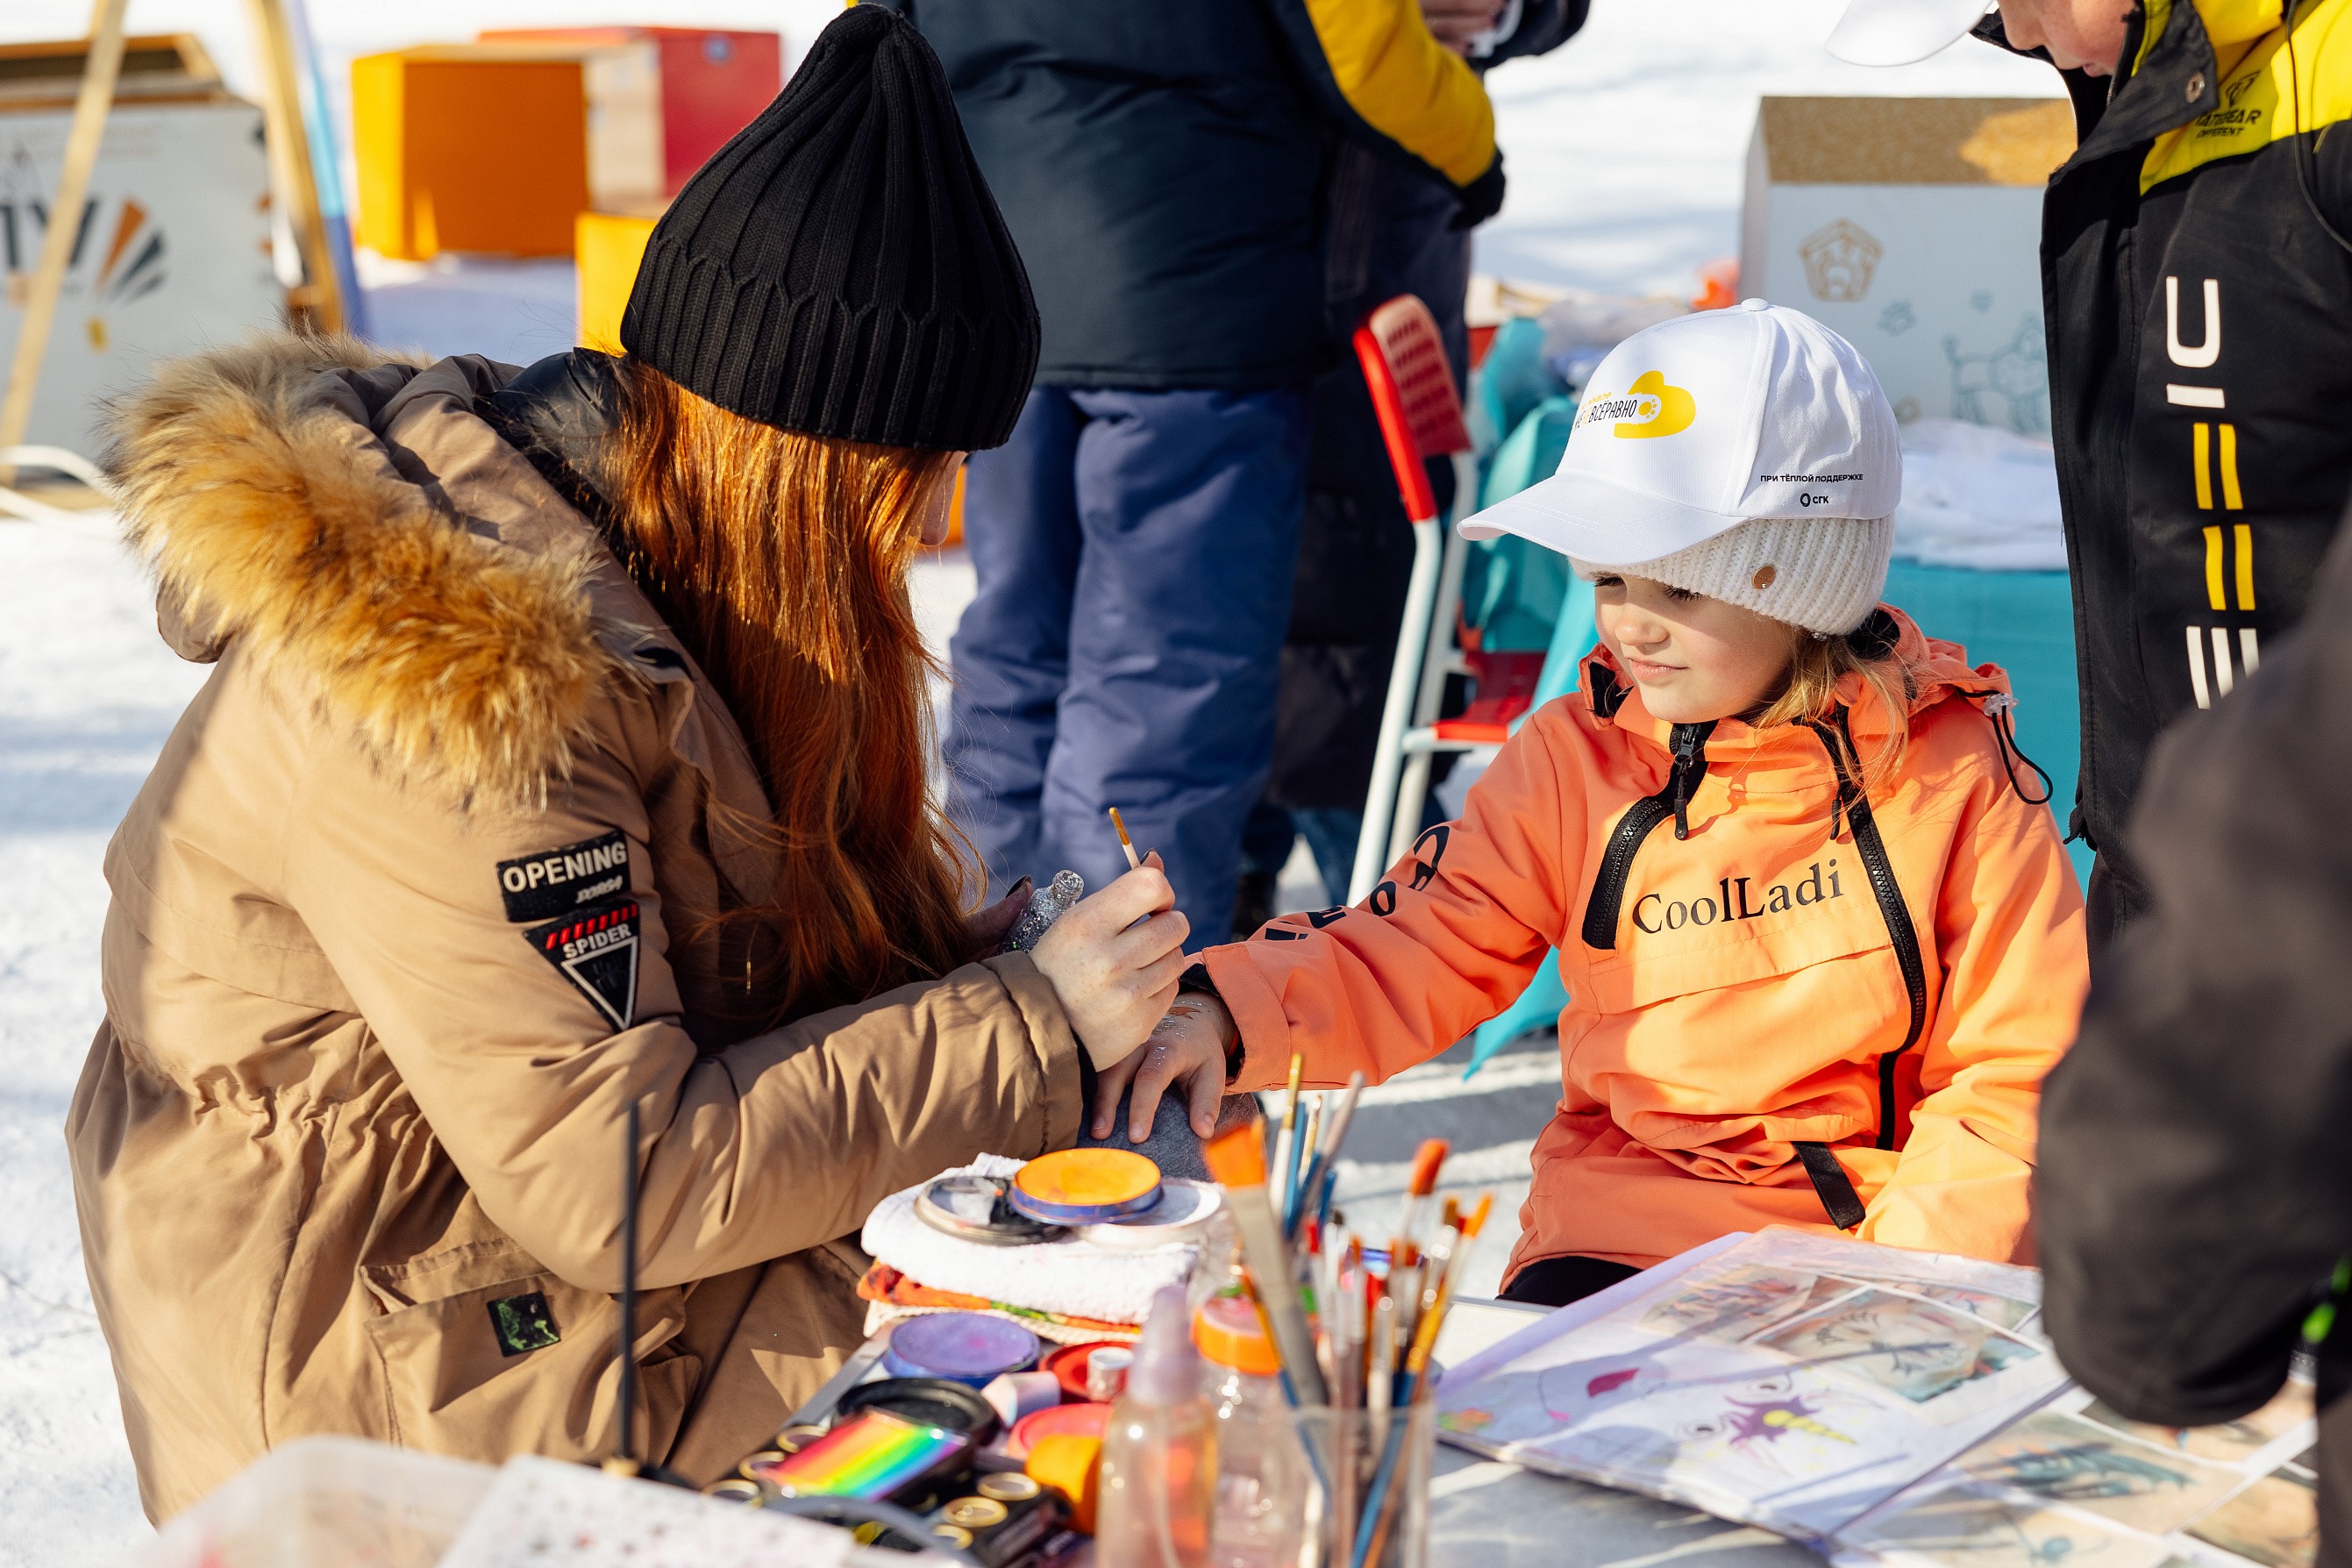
[1348,295,1479,902]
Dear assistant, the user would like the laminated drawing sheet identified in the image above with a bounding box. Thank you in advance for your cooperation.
[1832,1375,2320,1568]
[1434,1229,2070,1543]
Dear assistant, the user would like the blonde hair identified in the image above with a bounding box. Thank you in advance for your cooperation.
[1747,623,1918,789]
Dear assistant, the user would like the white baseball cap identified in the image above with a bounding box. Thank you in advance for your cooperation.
[1824,0,1996,66]
[1460,298,1899,577]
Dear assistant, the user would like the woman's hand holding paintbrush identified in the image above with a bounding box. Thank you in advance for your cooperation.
[1030,853,1191,1074]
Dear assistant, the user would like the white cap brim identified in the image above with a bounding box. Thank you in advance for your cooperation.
[1458,466,1741,566]
[1825,0,1993,65]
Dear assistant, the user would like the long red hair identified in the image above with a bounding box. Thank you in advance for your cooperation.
[599,361,973,1026]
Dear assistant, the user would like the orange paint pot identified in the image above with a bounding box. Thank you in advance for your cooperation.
[1008,1148,1161,1223]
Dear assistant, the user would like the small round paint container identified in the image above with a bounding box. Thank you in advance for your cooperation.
[1043,1339,1123,1401]
[837,1375,1003,1443]
[881,1314,1042,1390]
[1083,1345,1133,1402]
[773,1423,829,1453]
[1077,1178,1222,1249]
[930,1525,975,1551]
[1009,1400,1111,1458]
[704,1476,768,1506]
[978,1472,1043,1504]
[1007,1148,1162,1224]
[942,1496,1010,1530]
[738,1450,791,1486]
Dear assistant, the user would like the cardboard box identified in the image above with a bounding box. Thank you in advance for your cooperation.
[353,44,663,260]
[482,28,781,197]
[0,88,279,453]
[1738,96,2074,433]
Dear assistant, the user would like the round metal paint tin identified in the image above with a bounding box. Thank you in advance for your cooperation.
[977,1472,1043,1503]
[943,1495,1010,1529]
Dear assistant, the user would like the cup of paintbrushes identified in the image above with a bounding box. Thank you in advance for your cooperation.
[1285,1401,1436,1568]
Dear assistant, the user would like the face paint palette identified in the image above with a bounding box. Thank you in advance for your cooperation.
[880,1311,1043,1387]
[1076,1176,1222,1249]
[751,1409,973,1500]
[1006,1148,1163,1224]
[916,1173,1067,1246]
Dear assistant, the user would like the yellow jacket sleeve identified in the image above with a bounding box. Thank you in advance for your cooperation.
[1272,0,1499,186]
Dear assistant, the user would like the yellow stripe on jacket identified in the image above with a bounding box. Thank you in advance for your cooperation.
[1301,0,1497,185]
[2141,0,2352,191]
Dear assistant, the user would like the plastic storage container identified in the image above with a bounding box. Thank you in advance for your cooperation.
[1194,1295,1311,1568]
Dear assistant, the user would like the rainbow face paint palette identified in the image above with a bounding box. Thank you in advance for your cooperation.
[1007,1148,1162,1223]
[752,1409,973,1500]
[880,1311,1042,1386]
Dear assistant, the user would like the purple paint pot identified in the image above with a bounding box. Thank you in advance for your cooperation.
[881,1312,1043,1387]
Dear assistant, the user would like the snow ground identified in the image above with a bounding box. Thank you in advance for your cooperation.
[0,2,2070,1558]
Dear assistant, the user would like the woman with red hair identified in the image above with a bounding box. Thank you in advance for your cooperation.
[68,9,1180,1517]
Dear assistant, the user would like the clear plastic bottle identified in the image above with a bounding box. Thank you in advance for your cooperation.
[1096,1285,1217,1568]
[1194,1294,1309,1568]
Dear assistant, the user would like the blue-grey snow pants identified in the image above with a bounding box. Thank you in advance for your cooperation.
[944,385,1309,942]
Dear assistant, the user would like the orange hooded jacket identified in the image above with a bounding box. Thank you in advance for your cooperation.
[1201,609,2087,1277]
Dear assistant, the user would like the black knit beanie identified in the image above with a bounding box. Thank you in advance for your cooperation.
[619,6,1039,451]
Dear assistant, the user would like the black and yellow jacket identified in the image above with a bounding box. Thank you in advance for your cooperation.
[872,0,1507,388]
[2019,0,2352,865]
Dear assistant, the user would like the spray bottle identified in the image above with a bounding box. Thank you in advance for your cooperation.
[1095,1284,1217,1567]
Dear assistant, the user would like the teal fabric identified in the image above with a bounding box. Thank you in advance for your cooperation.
[1461,396,1579,652]
[1463,563,2085,1073]
[1469,317,1557,453]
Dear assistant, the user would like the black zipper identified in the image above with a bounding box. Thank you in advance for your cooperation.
[1803,709,1928,1148]
[1579,720,1716,951]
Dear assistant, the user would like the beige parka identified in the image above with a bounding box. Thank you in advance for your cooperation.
[67,336,1087,1519]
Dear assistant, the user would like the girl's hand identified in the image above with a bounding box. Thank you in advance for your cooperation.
[1029,855,1191,1069]
[1093,994,1235,1141]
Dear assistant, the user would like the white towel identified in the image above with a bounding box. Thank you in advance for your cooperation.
[861,1156,1199,1328]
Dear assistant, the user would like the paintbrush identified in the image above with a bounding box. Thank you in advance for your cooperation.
[1356,1194,1493,1568]
[1287,1070,1365,1238]
[1107,806,1141,871]
[1271,1052,1303,1218]
[1203,1120,1329,1407]
[1292,1099,1320,1220]
[1394,1137,1450,1254]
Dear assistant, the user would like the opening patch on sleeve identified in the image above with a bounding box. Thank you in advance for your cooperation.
[526,897,640,1030]
[497,830,631,922]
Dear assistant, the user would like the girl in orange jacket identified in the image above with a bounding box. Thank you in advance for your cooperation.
[1104,302,2088,1302]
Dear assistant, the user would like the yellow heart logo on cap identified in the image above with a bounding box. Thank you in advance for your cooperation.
[1612,370,1696,438]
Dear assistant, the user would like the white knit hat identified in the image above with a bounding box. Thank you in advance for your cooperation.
[1568,514,1896,637]
[1458,300,1901,636]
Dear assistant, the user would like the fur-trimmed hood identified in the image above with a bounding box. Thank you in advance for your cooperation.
[105,334,623,802]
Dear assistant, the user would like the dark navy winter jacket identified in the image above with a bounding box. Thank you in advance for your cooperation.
[872,0,1504,389]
